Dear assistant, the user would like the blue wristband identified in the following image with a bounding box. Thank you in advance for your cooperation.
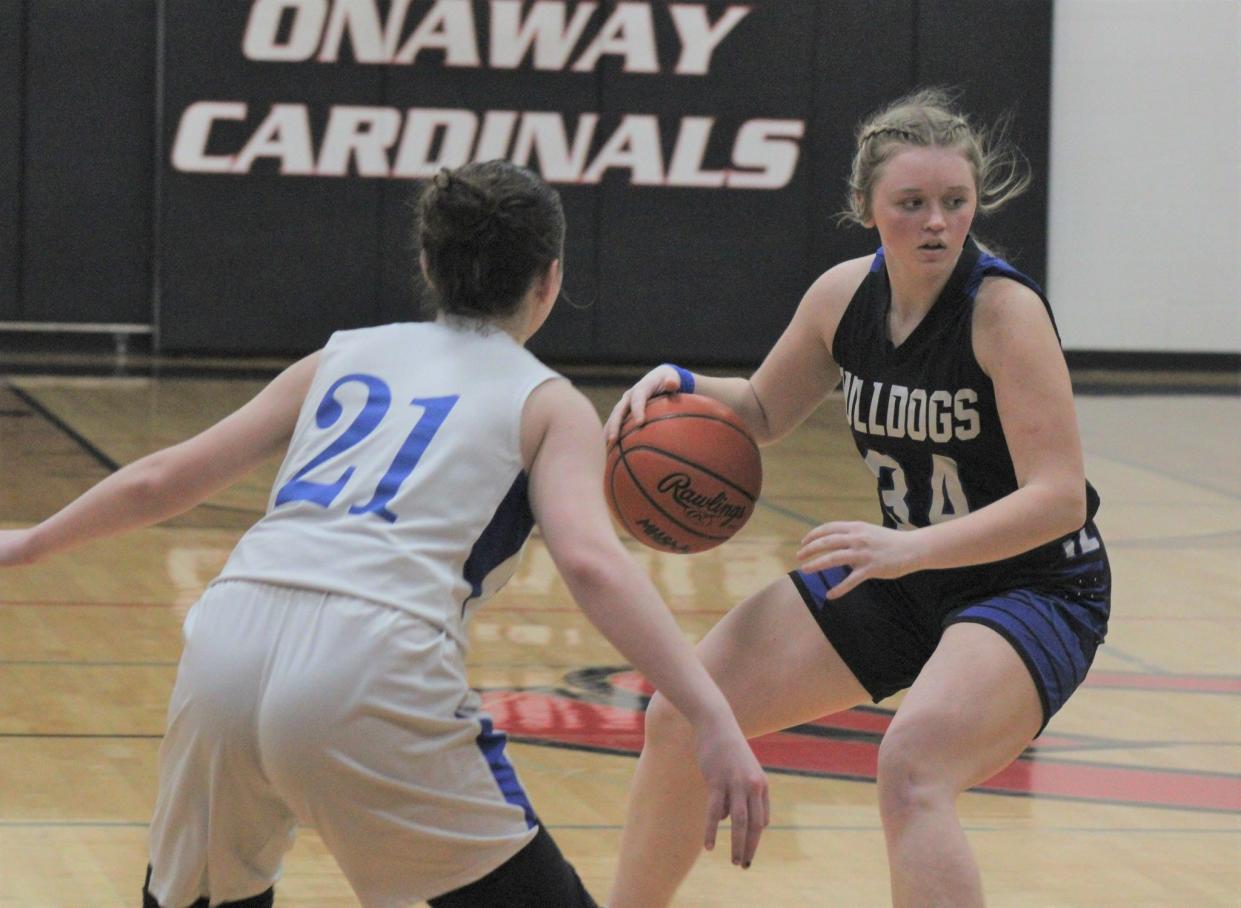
[663,363,695,394]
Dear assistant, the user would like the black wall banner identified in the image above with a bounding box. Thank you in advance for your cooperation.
[23,0,155,325]
[5,1,1052,365]
[0,3,21,323]
[916,0,1052,277]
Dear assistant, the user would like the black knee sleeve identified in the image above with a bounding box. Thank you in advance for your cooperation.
[428,825,599,908]
[142,866,273,908]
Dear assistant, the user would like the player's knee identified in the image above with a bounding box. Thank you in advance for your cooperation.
[875,719,957,824]
[641,692,695,751]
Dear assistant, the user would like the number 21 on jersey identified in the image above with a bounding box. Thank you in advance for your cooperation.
[274,373,458,523]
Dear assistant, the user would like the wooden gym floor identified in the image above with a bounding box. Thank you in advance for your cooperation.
[0,357,1238,906]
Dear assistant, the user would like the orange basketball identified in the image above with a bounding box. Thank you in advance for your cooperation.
[605,393,762,554]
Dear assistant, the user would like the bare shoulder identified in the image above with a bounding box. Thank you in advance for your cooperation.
[525,376,596,423]
[799,254,874,340]
[269,351,322,401]
[805,254,873,308]
[224,350,321,437]
[972,275,1060,376]
[520,377,600,467]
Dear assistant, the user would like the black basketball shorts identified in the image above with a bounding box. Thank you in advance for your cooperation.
[791,552,1110,731]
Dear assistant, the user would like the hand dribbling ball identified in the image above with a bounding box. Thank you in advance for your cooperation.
[606,393,762,554]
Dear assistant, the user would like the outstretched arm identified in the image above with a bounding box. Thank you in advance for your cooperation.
[523,379,769,868]
[0,353,320,566]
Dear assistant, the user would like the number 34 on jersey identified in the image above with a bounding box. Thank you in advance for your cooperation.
[862,448,1100,562]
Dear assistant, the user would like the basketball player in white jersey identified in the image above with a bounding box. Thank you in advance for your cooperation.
[0,160,768,907]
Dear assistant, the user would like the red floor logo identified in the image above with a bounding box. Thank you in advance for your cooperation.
[481,666,1241,813]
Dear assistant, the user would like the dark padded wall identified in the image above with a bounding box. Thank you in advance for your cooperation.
[154,0,1052,361]
[916,0,1053,286]
[22,0,154,324]
[158,0,388,354]
[0,2,23,321]
[809,1,918,275]
[593,2,820,363]
[5,0,1053,363]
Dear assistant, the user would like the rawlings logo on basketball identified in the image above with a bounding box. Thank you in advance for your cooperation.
[656,473,748,528]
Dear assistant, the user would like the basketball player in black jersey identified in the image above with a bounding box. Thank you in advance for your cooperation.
[604,89,1110,908]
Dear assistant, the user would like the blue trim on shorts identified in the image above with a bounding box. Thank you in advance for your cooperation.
[791,556,1109,733]
[796,567,849,610]
[947,576,1108,730]
[475,716,537,829]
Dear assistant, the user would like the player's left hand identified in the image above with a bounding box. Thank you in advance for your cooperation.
[693,718,769,868]
[796,521,924,598]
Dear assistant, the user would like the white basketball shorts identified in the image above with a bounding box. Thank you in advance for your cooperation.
[146,580,538,908]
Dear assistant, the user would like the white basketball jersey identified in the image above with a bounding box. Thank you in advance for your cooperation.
[215,321,561,646]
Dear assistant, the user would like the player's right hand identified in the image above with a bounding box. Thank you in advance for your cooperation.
[603,365,683,444]
[694,718,770,868]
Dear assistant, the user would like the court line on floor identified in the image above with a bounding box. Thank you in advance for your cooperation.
[761,496,1240,550]
[0,658,588,670]
[6,382,265,520]
[1085,449,1241,502]
[0,659,178,666]
[1099,646,1177,675]
[514,740,1241,814]
[0,733,161,739]
[7,384,119,471]
[7,657,1231,694]
[1,819,1235,836]
[0,599,732,615]
[0,820,150,828]
[554,822,1241,834]
[2,599,1236,625]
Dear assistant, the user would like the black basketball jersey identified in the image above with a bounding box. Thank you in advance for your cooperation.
[831,235,1102,594]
